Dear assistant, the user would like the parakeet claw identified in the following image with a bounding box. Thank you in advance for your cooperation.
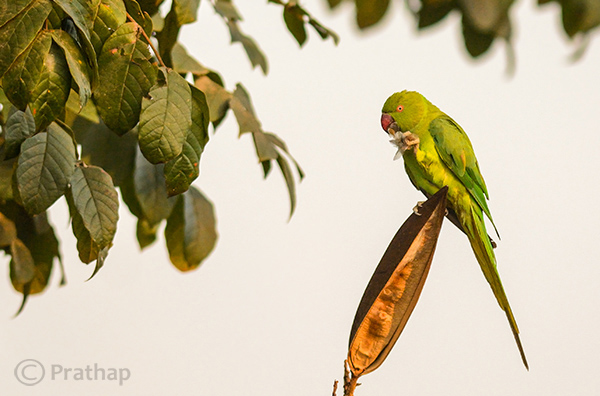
[389,130,420,160]
[412,201,425,216]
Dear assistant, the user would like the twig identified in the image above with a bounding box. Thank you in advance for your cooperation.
[332,379,338,396]
[126,13,166,68]
[342,360,360,396]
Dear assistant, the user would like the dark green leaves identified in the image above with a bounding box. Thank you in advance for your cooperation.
[0,0,52,78]
[67,163,119,277]
[70,164,119,249]
[284,4,308,46]
[30,42,72,131]
[155,0,200,67]
[133,148,177,225]
[540,0,600,56]
[213,0,268,74]
[139,67,191,163]
[91,0,127,55]
[16,122,77,215]
[163,85,209,196]
[4,107,36,159]
[0,0,312,312]
[2,31,52,111]
[417,0,455,29]
[94,22,157,135]
[1,202,61,312]
[230,84,304,216]
[165,187,217,271]
[51,30,92,109]
[355,0,390,29]
[271,1,339,46]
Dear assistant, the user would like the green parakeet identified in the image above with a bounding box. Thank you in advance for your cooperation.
[380,90,528,369]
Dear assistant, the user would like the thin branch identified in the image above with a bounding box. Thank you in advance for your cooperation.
[342,360,360,396]
[126,13,166,68]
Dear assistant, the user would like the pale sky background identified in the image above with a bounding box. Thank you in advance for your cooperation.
[2,1,600,395]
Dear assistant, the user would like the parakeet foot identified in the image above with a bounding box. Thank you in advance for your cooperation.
[389,130,420,160]
[413,201,425,216]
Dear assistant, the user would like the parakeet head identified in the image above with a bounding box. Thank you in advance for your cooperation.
[381,91,426,135]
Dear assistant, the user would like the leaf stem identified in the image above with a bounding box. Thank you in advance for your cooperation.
[126,13,166,68]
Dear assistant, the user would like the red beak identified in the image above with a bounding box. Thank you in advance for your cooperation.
[381,113,393,133]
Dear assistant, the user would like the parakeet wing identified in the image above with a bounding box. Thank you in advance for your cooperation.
[428,116,498,235]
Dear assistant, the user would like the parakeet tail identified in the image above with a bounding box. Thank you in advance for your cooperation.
[463,202,529,370]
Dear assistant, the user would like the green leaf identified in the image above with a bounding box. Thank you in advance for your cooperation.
[65,90,100,124]
[560,0,600,37]
[0,0,52,79]
[230,83,261,135]
[0,158,16,201]
[94,22,157,135]
[4,107,36,159]
[418,0,456,29]
[307,18,340,45]
[139,67,191,164]
[228,83,302,215]
[70,164,119,248]
[1,202,60,298]
[69,192,100,263]
[213,0,242,19]
[16,122,77,215]
[225,20,268,74]
[156,2,182,68]
[284,5,307,47]
[0,0,34,27]
[275,155,297,217]
[53,0,99,82]
[355,0,390,29]
[266,132,305,179]
[194,75,231,127]
[251,130,279,163]
[10,238,36,286]
[0,212,17,247]
[2,31,52,111]
[462,15,495,57]
[134,147,177,225]
[137,0,166,16]
[124,0,154,37]
[461,0,512,32]
[51,30,92,110]
[66,187,108,278]
[91,0,127,56]
[76,120,137,187]
[30,42,72,132]
[136,217,158,249]
[174,0,200,25]
[53,0,99,39]
[164,84,209,196]
[172,42,210,76]
[164,187,217,271]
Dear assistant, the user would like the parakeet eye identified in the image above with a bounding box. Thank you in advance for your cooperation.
[396,105,404,112]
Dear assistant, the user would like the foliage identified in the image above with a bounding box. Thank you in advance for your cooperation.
[0,0,335,311]
[328,0,600,64]
[1,0,597,312]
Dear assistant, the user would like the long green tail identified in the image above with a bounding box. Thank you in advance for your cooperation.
[463,202,529,369]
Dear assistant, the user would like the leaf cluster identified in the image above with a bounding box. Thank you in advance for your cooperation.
[326,0,600,65]
[0,0,335,311]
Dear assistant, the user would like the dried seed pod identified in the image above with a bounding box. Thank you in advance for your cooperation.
[348,187,448,376]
